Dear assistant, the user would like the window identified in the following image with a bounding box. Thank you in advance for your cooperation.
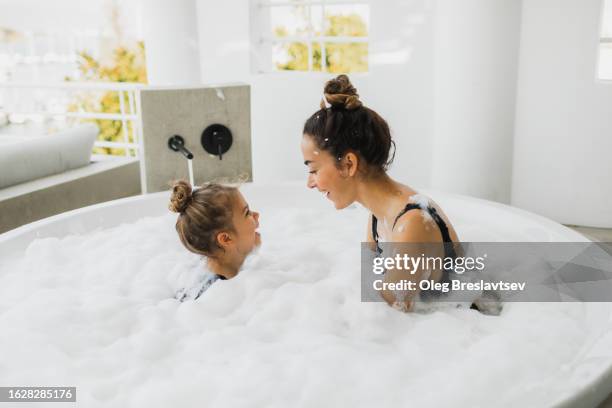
[0,2,145,157]
[251,0,369,73]
[599,0,612,80]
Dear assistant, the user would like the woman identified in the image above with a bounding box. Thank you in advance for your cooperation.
[300,75,461,312]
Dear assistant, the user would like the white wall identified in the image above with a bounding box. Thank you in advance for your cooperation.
[197,0,436,187]
[431,0,522,203]
[141,0,201,85]
[197,0,524,204]
[512,0,612,227]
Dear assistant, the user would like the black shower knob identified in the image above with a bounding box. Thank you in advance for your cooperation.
[201,124,232,160]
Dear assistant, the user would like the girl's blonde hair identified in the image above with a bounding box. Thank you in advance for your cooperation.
[169,180,238,257]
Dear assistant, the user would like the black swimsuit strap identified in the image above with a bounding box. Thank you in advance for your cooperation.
[372,202,456,257]
[372,215,379,242]
[422,205,456,259]
[391,203,422,230]
[371,215,382,254]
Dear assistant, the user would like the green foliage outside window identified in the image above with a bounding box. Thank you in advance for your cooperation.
[275,13,368,73]
[67,41,147,156]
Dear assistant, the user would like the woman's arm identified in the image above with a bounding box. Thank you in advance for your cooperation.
[378,209,445,311]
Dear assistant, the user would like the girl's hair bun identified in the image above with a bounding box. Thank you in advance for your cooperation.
[321,74,362,110]
[169,180,193,213]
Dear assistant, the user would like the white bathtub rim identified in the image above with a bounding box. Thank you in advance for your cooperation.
[0,180,588,244]
[0,190,162,244]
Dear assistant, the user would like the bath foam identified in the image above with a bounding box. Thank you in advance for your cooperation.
[408,193,434,223]
[0,206,599,407]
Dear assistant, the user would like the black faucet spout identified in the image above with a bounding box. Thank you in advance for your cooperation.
[168,135,194,160]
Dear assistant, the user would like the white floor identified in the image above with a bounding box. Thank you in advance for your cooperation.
[567,226,612,408]
[567,225,612,243]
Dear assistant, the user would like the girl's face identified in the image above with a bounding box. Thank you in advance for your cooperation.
[230,191,261,255]
[301,135,357,209]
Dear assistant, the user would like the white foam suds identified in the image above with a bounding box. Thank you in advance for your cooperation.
[409,194,434,222]
[0,205,598,407]
[409,193,430,208]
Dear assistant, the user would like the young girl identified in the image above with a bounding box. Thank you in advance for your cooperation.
[168,180,261,301]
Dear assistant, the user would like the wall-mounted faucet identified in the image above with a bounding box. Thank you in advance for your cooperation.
[168,135,194,159]
[201,124,232,160]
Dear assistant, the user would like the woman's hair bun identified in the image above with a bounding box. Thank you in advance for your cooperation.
[321,74,362,110]
[169,180,193,213]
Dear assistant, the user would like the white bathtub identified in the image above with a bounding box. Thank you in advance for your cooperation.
[0,182,611,407]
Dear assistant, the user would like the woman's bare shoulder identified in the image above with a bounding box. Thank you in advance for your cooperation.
[392,209,439,243]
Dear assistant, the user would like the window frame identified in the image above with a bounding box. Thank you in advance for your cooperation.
[250,0,370,74]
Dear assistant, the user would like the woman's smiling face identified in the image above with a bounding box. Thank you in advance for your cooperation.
[301,134,357,209]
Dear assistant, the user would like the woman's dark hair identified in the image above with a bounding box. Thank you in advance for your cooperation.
[169,180,238,257]
[303,74,395,172]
